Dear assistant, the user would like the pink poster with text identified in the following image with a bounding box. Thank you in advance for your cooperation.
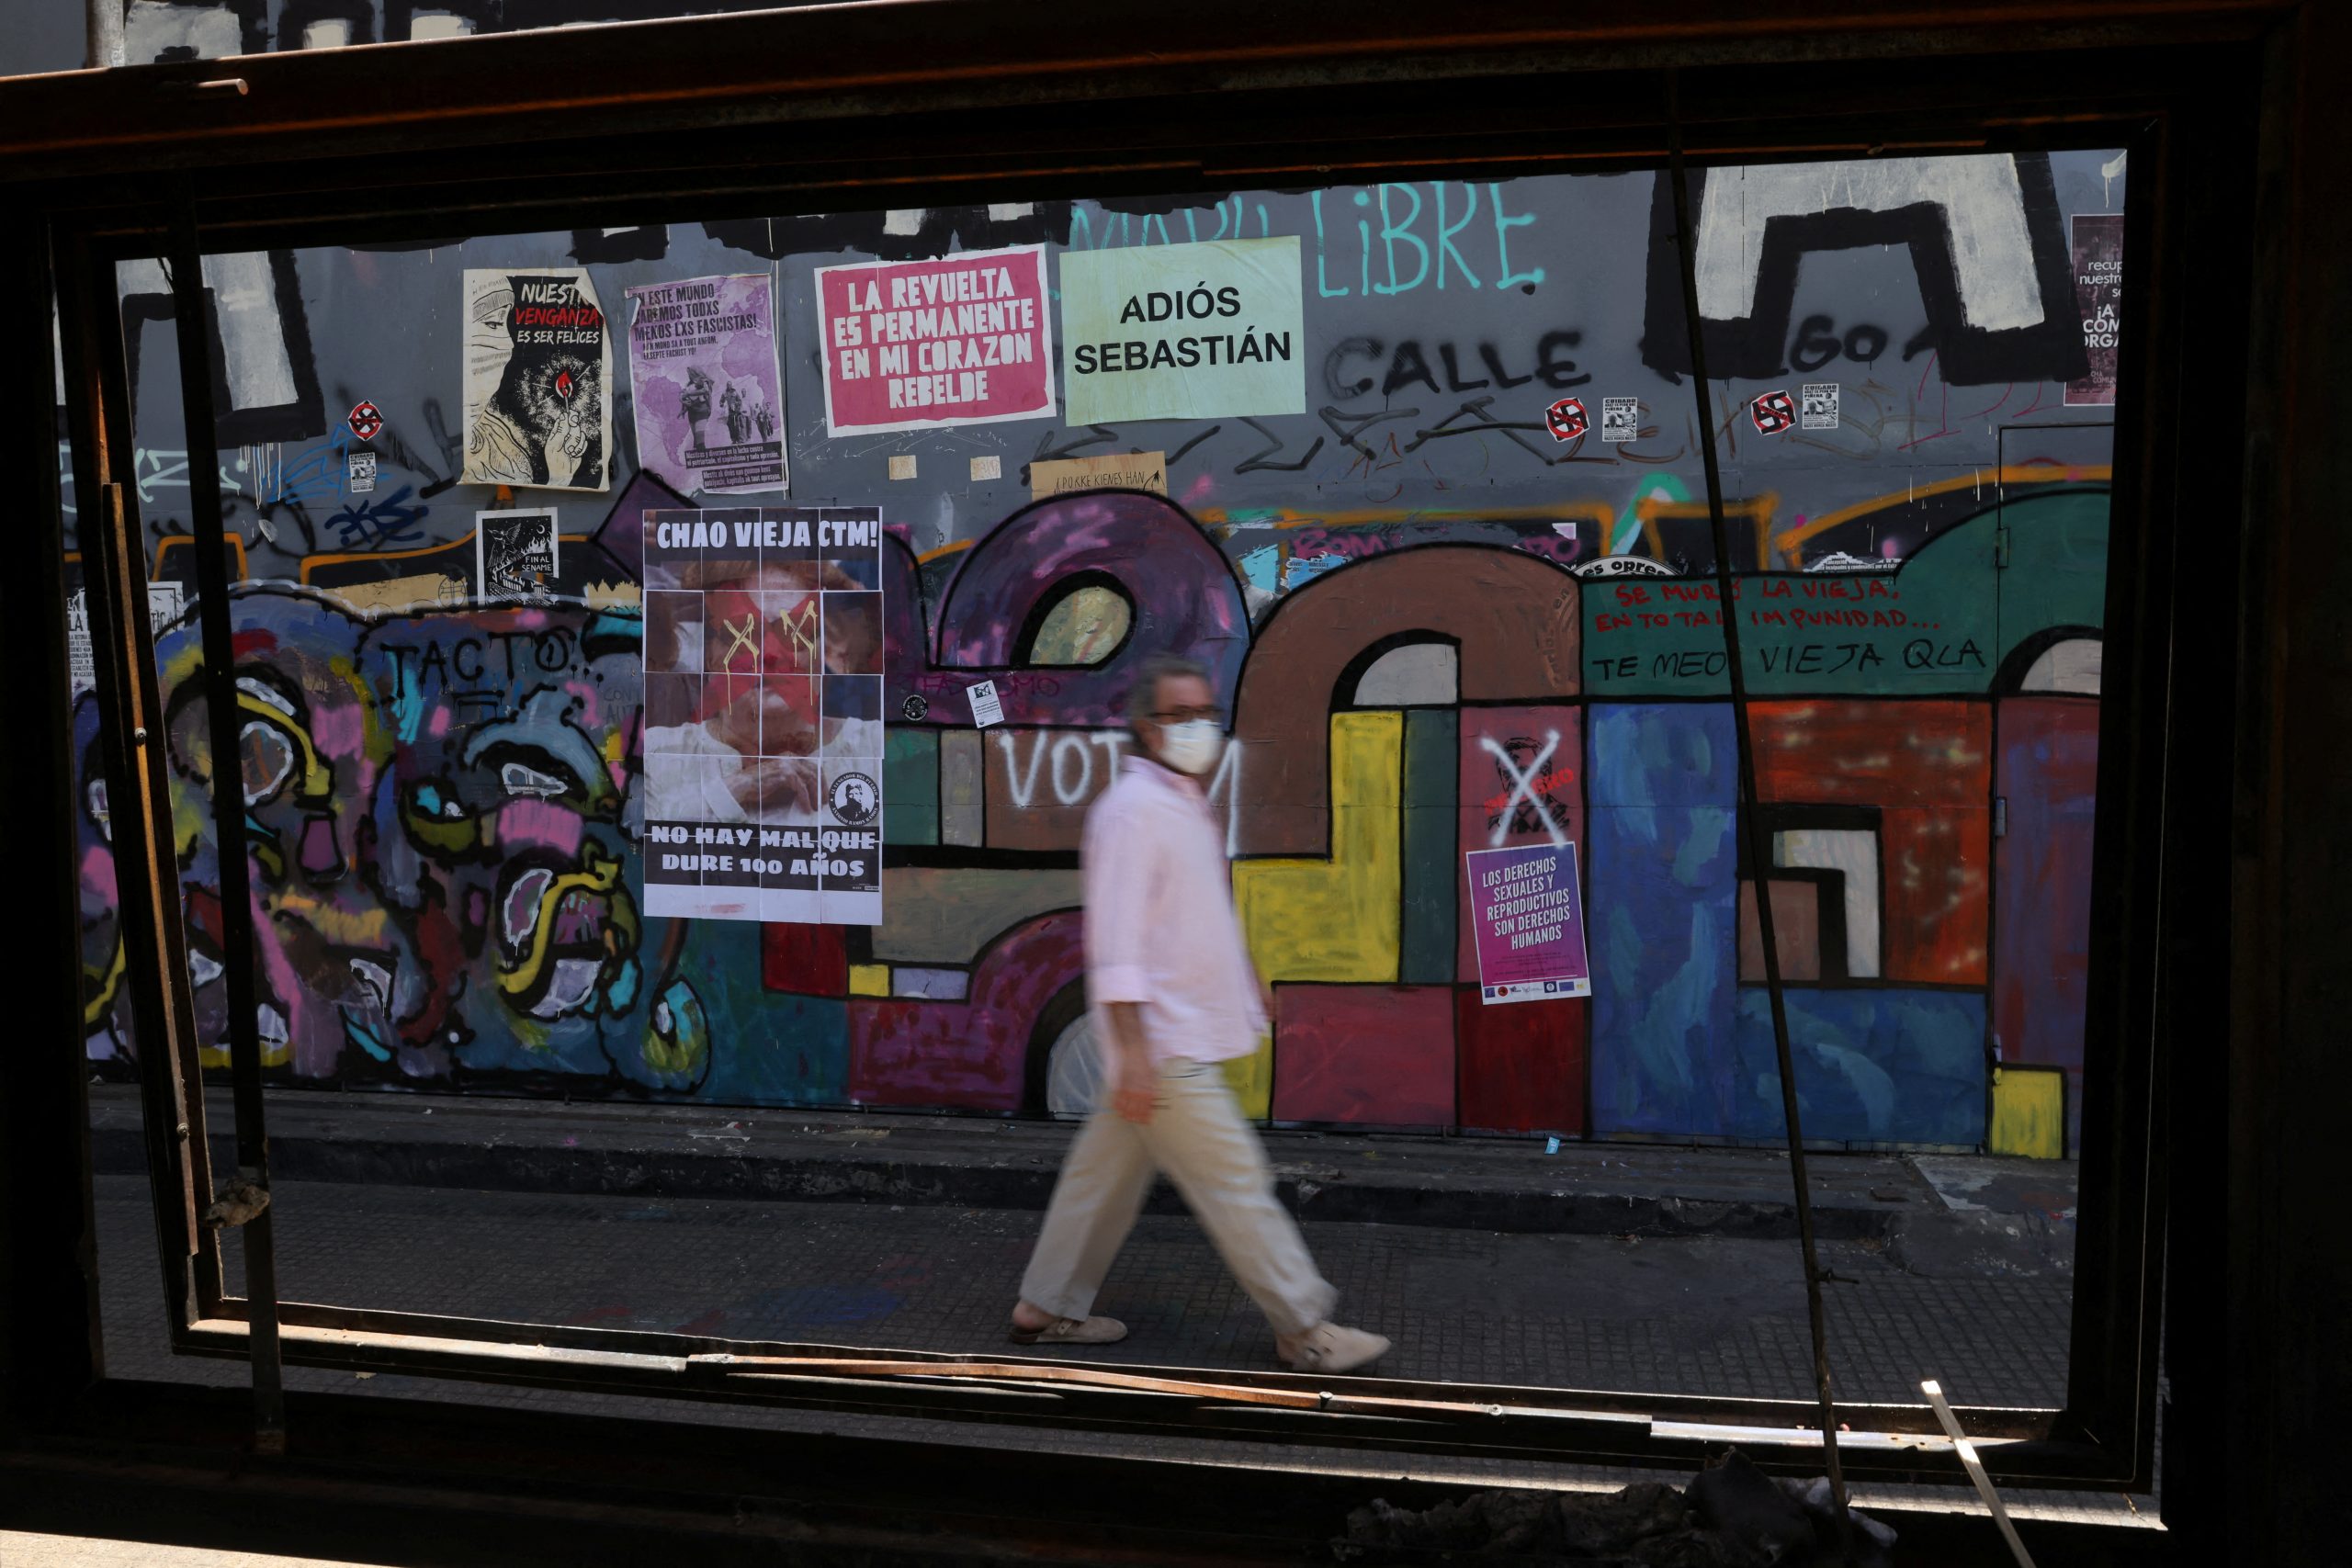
[815,243,1055,437]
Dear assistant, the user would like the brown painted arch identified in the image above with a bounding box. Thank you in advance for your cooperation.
[1232,545,1579,857]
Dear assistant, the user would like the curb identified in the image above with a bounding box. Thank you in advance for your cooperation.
[87,1111,1924,1244]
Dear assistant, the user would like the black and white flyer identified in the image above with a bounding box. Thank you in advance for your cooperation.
[639,505,886,925]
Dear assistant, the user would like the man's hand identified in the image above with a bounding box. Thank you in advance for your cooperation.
[730,756,820,818]
[1114,1082,1157,1124]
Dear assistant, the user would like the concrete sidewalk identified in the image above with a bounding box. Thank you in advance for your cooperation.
[87,1085,2077,1267]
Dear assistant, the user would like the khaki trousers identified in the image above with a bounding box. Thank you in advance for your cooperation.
[1018,1057,1339,1337]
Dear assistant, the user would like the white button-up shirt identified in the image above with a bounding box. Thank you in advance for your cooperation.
[1082,754,1265,1069]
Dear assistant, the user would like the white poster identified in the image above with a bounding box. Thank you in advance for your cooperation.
[640,506,886,925]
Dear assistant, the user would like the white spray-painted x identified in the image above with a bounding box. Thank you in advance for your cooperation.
[1480,730,1567,849]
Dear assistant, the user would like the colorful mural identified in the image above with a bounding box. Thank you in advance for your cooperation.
[67,154,2122,1157]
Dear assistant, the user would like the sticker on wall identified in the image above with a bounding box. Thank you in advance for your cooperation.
[1466,842,1592,1006]
[329,573,468,616]
[1544,396,1589,443]
[815,243,1054,437]
[461,266,611,491]
[1801,382,1840,430]
[828,770,880,827]
[1600,397,1639,443]
[347,452,377,495]
[639,505,886,926]
[967,679,1005,728]
[626,273,786,497]
[2065,213,2123,407]
[345,400,384,442]
[64,582,187,696]
[1806,550,1898,573]
[1569,555,1680,580]
[1030,450,1166,500]
[1058,236,1304,424]
[1750,389,1796,435]
[900,693,930,722]
[474,508,560,604]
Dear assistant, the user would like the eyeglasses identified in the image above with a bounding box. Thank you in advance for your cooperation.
[1150,705,1223,725]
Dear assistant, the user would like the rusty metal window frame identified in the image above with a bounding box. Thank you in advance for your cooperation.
[20,16,2235,1495]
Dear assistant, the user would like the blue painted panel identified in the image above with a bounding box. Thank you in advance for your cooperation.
[1587,702,1737,808]
[1589,704,1739,1136]
[1732,988,1988,1145]
[686,922,851,1105]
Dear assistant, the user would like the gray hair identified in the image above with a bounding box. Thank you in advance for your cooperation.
[1125,651,1213,728]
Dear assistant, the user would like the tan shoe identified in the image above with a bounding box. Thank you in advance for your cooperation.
[1008,1314,1127,1346]
[1276,1322,1390,1373]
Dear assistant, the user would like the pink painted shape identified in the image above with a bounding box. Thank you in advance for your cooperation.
[298,816,342,878]
[81,844,119,903]
[847,912,1083,1110]
[492,798,585,857]
[308,698,368,764]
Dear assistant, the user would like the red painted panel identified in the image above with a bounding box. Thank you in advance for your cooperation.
[1994,697,2100,1152]
[1750,699,1994,985]
[1455,987,1588,1134]
[1748,699,1991,806]
[1272,984,1455,1126]
[1883,806,1992,985]
[1737,880,1824,982]
[1455,705,1586,982]
[761,922,846,996]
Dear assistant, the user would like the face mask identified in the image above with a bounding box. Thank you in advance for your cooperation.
[1157,719,1224,777]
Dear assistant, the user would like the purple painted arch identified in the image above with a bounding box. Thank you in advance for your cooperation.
[922,491,1248,728]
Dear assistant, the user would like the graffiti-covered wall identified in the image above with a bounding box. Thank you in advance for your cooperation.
[67,151,2126,1158]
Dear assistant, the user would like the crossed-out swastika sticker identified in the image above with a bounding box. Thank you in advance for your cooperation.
[1544,397,1589,443]
[1750,389,1796,435]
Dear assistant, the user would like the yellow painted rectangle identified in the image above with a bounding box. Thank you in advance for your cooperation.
[848,964,891,998]
[1989,1066,2065,1159]
[1232,711,1402,985]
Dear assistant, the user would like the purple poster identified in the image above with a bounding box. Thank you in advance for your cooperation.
[627,273,786,496]
[2064,214,2123,408]
[1465,842,1591,1006]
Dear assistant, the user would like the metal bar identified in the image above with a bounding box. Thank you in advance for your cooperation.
[1923,1381,2041,1568]
[83,0,123,72]
[1661,68,1846,1507]
[51,227,218,1343]
[0,0,2293,182]
[0,201,104,1425]
[28,87,2175,265]
[164,183,286,1455]
[167,1314,2070,1483]
[234,1296,2044,1436]
[2060,112,2178,1476]
[165,1311,2109,1486]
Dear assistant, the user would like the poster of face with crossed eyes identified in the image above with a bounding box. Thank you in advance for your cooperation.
[639,506,885,925]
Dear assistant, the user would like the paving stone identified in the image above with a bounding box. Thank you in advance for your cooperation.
[100,1174,2069,1408]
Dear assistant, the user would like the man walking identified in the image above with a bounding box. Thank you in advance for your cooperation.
[1008,654,1391,1375]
